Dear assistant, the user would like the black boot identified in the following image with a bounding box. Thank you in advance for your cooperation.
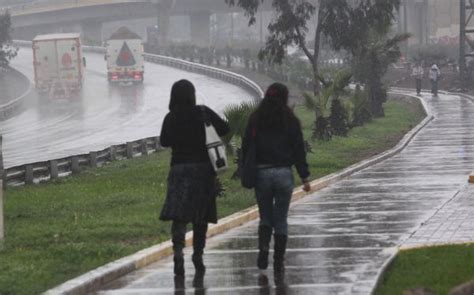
[172,222,186,277]
[192,223,208,275]
[273,234,288,273]
[174,254,184,277]
[257,225,272,269]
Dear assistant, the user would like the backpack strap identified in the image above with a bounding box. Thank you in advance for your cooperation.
[201,106,211,126]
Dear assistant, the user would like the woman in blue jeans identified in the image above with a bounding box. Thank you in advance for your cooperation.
[242,83,311,272]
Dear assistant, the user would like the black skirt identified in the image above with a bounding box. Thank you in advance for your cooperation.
[160,162,218,224]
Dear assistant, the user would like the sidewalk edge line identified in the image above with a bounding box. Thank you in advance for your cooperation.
[44,93,432,295]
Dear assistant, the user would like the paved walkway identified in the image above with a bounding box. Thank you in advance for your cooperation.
[97,92,474,294]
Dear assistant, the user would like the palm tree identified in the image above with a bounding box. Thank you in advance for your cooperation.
[303,69,352,140]
[350,84,371,127]
[223,100,259,178]
[223,100,259,142]
[352,30,410,117]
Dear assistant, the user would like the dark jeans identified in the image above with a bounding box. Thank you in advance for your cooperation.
[415,78,422,94]
[171,221,208,255]
[255,167,294,235]
[431,79,438,96]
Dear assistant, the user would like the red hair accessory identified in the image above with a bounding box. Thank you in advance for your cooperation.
[267,89,277,96]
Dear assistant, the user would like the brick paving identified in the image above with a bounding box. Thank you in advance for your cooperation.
[404,185,474,247]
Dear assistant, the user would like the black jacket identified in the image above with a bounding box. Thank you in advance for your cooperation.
[242,116,310,181]
[160,105,230,166]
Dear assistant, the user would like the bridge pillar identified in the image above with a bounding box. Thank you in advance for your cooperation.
[157,8,171,51]
[81,20,103,46]
[190,12,211,47]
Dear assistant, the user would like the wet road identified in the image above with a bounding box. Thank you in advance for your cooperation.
[2,48,254,168]
[98,92,474,294]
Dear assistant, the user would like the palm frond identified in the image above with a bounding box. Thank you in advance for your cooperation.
[223,100,259,141]
[303,91,318,112]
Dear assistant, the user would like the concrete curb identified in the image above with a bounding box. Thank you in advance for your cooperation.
[369,248,399,295]
[45,93,432,295]
[399,240,474,251]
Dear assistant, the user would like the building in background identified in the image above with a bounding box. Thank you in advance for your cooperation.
[399,0,460,46]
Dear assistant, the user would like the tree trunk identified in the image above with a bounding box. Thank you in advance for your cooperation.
[312,60,320,96]
[369,82,385,118]
[311,4,324,96]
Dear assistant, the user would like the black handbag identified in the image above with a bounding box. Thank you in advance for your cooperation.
[241,127,257,189]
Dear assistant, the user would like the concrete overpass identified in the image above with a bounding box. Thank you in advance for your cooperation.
[5,0,271,46]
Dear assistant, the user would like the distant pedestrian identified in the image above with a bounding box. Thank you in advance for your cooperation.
[241,83,311,273]
[159,79,230,277]
[411,63,424,95]
[429,63,441,97]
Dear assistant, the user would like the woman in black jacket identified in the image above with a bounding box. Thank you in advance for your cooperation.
[159,79,230,277]
[242,83,311,273]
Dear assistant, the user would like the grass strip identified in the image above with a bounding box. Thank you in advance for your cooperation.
[0,98,424,295]
[375,244,474,295]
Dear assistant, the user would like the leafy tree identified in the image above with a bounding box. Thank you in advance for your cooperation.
[323,0,408,117]
[0,10,17,68]
[352,31,408,117]
[226,0,338,95]
[227,0,405,117]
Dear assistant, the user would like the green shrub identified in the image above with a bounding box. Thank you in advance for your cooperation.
[329,98,349,136]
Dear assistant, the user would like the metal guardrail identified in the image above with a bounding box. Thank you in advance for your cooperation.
[0,66,32,121]
[144,54,264,100]
[5,136,162,186]
[83,45,264,100]
[3,0,152,16]
[4,42,263,186]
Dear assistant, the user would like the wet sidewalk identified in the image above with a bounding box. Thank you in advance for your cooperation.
[97,93,474,294]
[403,184,474,247]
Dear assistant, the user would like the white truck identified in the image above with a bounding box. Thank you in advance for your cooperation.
[32,33,84,97]
[105,27,144,84]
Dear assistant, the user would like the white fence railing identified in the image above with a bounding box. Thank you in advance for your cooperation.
[3,0,151,16]
[5,136,162,186]
[0,66,32,121]
[83,45,264,100]
[4,42,263,186]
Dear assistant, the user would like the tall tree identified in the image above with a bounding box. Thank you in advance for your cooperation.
[227,0,405,116]
[226,0,343,95]
[0,11,17,68]
[323,0,407,117]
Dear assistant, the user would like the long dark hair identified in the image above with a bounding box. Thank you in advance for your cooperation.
[253,83,298,130]
[169,79,196,112]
